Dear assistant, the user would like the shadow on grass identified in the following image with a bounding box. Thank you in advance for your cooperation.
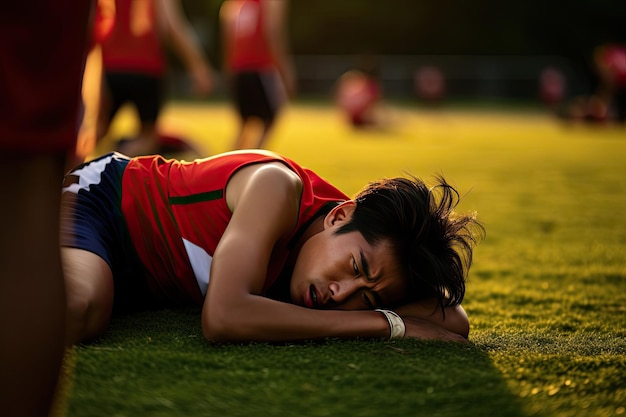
[67,309,529,417]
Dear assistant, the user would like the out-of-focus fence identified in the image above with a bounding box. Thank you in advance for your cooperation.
[170,54,590,102]
[293,54,588,101]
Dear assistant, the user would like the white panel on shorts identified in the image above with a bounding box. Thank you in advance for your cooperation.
[182,238,213,296]
[62,154,114,194]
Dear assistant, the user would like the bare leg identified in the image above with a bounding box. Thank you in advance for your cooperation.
[254,122,275,149]
[51,236,114,413]
[62,248,115,346]
[233,118,266,150]
[0,155,67,417]
[232,118,249,150]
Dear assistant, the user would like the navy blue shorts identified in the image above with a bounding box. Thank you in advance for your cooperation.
[233,70,285,124]
[61,152,153,310]
[104,71,163,125]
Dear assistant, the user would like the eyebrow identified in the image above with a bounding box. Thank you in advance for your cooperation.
[360,249,384,307]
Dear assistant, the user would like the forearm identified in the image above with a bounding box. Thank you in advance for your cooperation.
[202,295,390,342]
[168,28,209,72]
[160,0,210,72]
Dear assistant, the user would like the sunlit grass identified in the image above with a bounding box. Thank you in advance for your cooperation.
[71,100,626,417]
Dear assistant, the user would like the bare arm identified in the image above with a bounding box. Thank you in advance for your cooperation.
[157,0,213,95]
[262,0,296,97]
[202,162,391,342]
[201,162,468,343]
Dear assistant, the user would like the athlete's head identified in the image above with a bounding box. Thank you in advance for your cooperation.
[336,175,484,310]
[288,175,483,313]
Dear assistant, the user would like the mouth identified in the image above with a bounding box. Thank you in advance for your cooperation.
[309,284,320,308]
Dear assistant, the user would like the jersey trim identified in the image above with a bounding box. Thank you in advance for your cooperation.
[169,190,224,205]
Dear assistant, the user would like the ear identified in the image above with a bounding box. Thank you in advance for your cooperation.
[323,200,356,230]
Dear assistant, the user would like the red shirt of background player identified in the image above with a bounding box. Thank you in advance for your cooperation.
[597,44,626,87]
[100,0,165,75]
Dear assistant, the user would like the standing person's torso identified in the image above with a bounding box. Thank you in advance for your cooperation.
[0,1,92,153]
[101,0,165,75]
[224,0,275,71]
[121,150,349,305]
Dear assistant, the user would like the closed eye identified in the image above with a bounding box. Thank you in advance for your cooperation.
[352,257,359,276]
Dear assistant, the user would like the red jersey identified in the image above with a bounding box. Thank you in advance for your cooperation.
[336,71,381,124]
[601,45,626,87]
[101,0,164,75]
[224,0,275,71]
[0,1,92,154]
[121,150,349,305]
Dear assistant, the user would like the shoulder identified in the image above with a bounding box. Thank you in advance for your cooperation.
[225,161,302,213]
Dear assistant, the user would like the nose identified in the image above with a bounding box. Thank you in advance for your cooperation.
[328,276,363,305]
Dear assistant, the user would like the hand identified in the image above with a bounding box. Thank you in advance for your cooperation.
[401,316,469,343]
[395,300,470,339]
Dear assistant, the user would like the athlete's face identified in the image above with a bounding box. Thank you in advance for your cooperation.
[290,202,407,310]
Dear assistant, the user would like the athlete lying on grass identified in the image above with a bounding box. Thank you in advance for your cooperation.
[60,150,483,345]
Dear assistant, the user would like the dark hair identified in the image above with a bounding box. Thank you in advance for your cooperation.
[335,175,484,311]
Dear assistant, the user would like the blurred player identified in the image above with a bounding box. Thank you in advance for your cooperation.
[594,43,626,124]
[335,55,395,130]
[539,67,566,110]
[414,65,446,105]
[220,0,296,150]
[553,45,626,125]
[0,1,92,416]
[75,0,116,167]
[96,0,214,157]
[335,69,384,128]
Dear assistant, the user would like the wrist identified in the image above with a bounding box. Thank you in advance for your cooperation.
[375,309,406,339]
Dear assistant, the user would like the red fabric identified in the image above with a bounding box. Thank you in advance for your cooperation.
[601,45,626,86]
[101,0,164,75]
[121,150,349,304]
[337,74,381,121]
[93,0,116,45]
[225,0,275,71]
[0,1,93,154]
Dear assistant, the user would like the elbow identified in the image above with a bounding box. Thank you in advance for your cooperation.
[201,302,244,343]
[454,305,470,339]
[444,304,470,339]
[201,308,231,343]
[459,317,470,340]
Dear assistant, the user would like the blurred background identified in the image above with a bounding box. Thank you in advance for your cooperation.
[174,0,625,103]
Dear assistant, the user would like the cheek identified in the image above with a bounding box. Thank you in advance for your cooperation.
[290,241,319,286]
[295,235,327,271]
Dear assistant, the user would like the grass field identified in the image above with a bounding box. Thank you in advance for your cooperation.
[62,101,625,417]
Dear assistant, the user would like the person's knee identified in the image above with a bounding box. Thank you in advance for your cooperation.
[65,291,111,345]
[61,248,114,344]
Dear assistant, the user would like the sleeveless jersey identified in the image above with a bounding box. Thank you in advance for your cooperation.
[121,150,349,305]
[225,0,275,71]
[101,0,164,75]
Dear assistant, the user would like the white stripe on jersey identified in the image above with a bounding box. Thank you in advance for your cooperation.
[182,238,213,296]
[62,154,115,194]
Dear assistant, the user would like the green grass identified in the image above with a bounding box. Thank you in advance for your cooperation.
[66,101,626,417]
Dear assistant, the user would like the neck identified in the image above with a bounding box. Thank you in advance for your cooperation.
[291,215,324,256]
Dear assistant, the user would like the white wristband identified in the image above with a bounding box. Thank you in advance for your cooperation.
[375,309,406,339]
